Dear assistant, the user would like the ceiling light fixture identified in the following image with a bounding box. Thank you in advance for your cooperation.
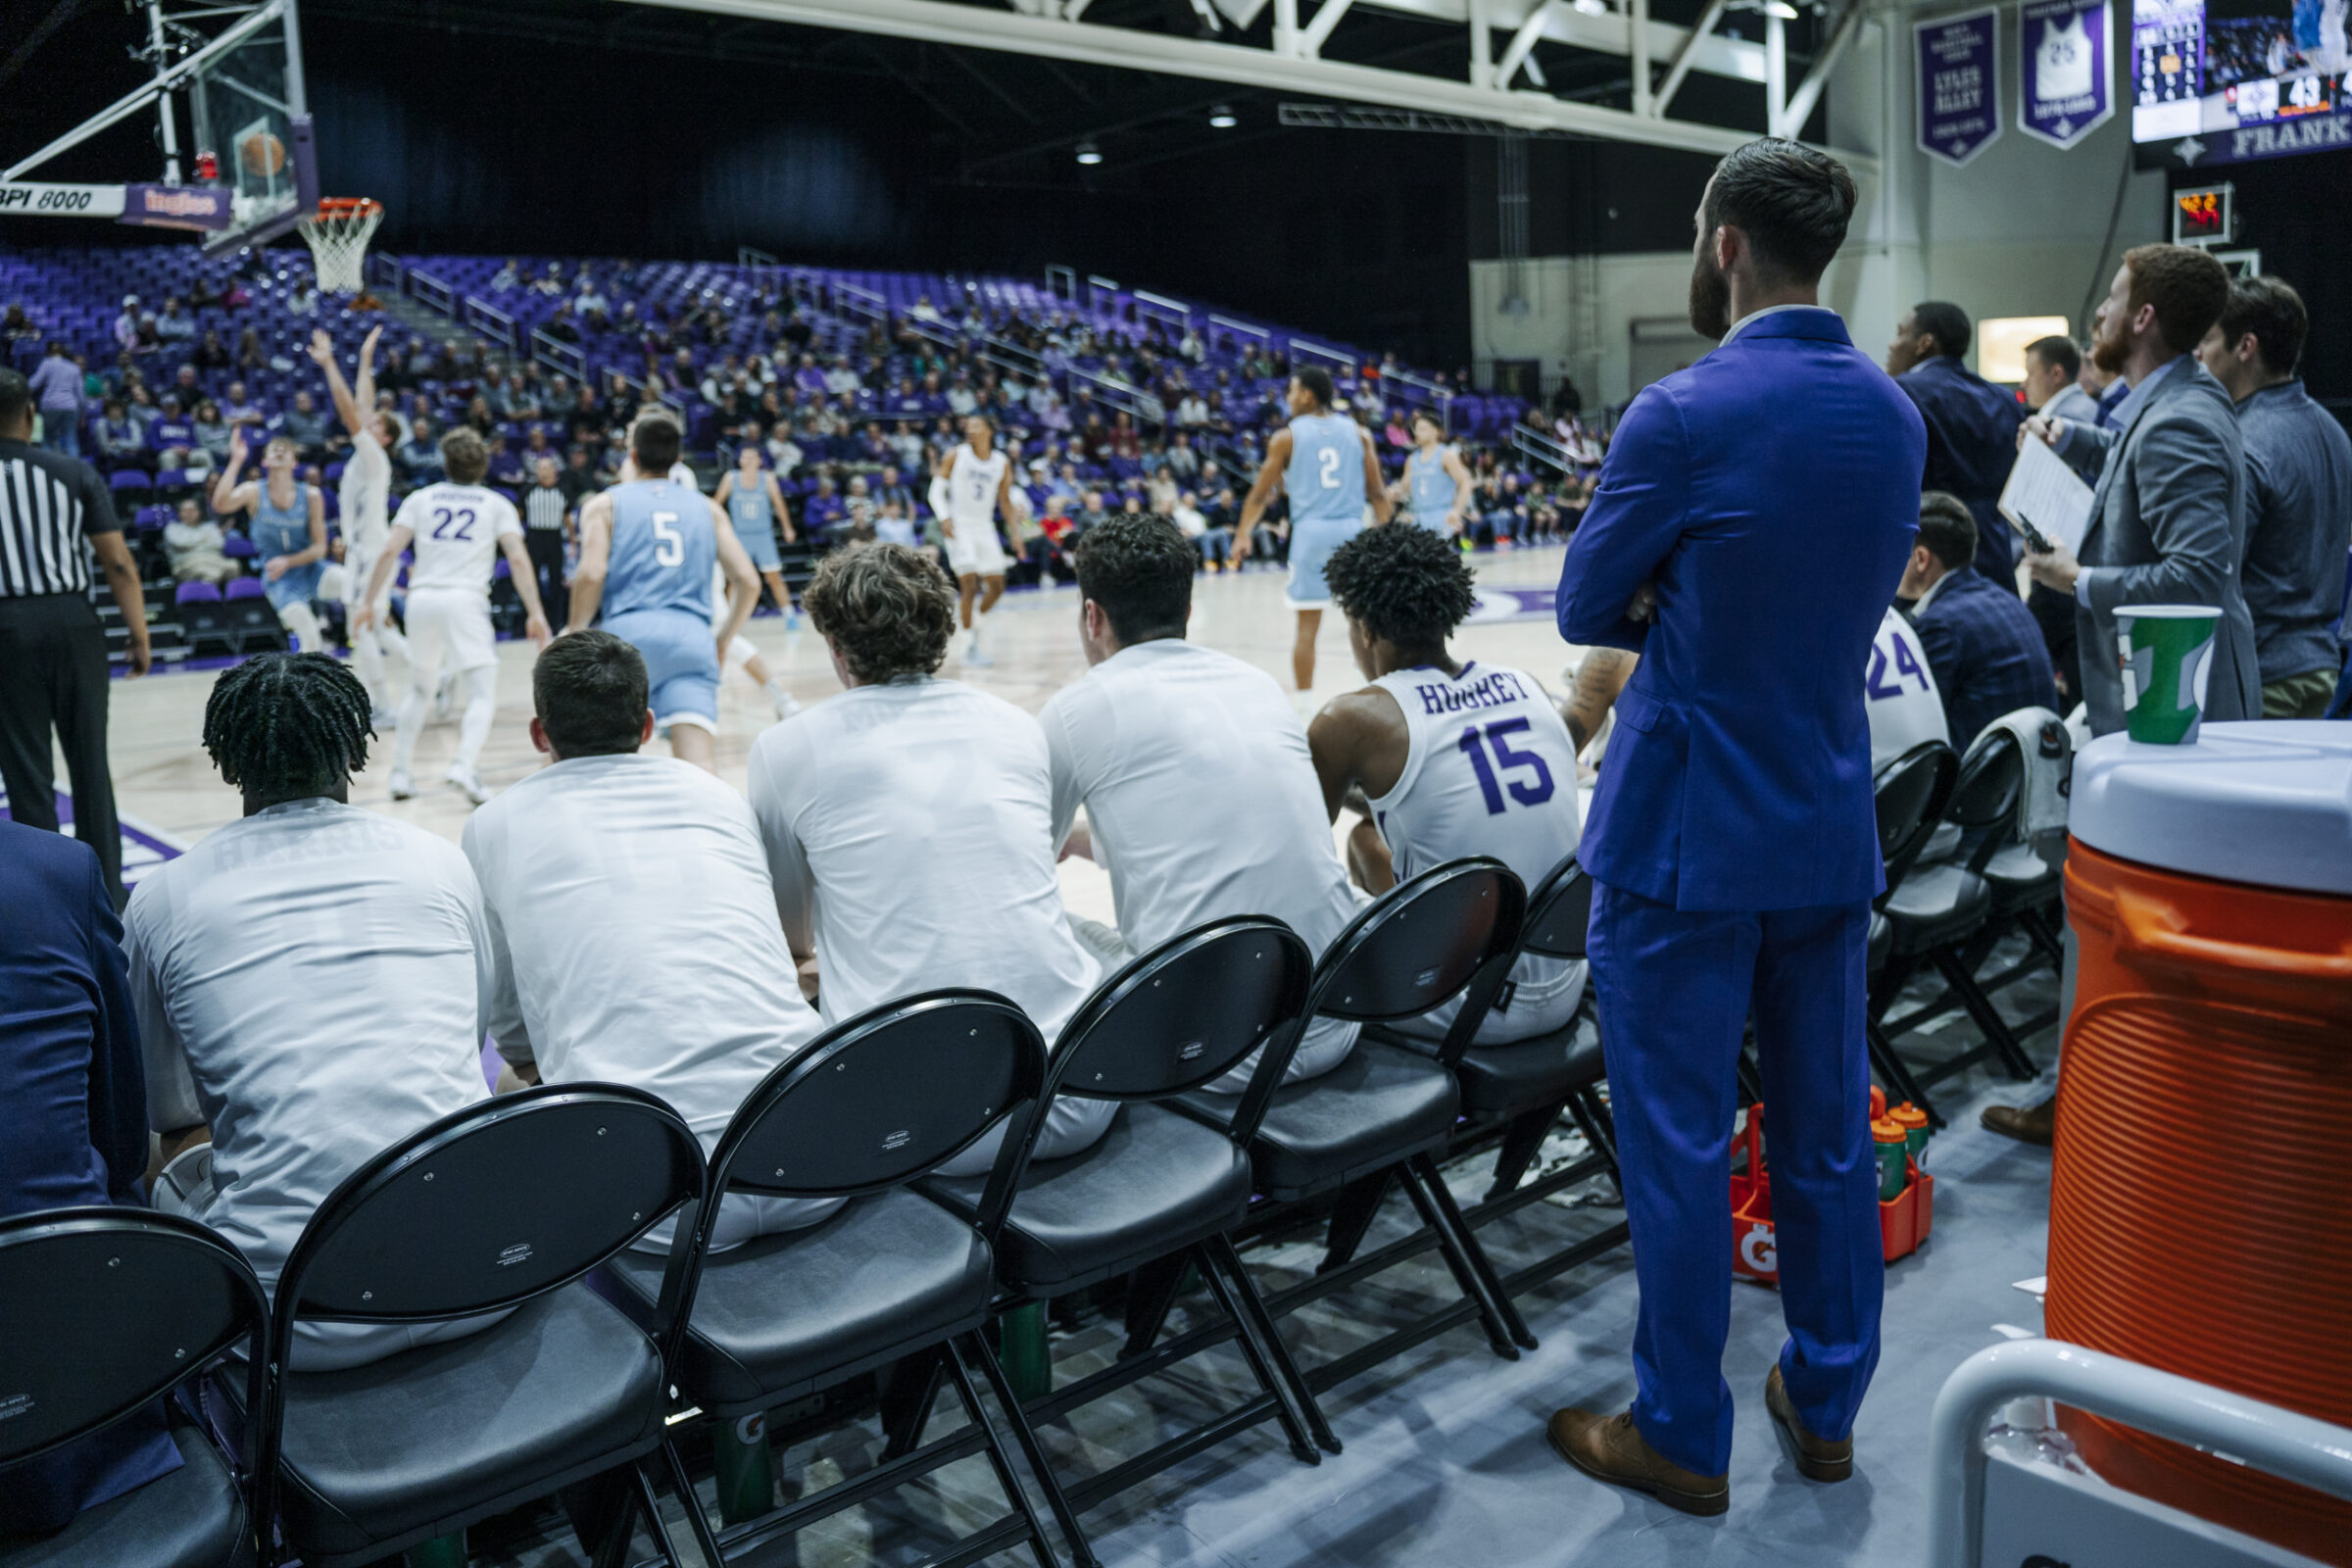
[1075,140,1102,165]
[1208,105,1238,128]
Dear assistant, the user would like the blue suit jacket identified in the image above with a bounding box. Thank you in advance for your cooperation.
[1910,565,2060,751]
[1557,309,1925,912]
[0,820,180,1536]
[1895,356,2024,585]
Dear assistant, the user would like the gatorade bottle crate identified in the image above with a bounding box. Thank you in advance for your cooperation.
[1730,1100,1934,1286]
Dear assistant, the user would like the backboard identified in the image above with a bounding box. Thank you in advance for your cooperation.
[187,0,317,255]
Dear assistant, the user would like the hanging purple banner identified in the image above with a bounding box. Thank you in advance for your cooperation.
[2020,0,2115,148]
[1918,9,2003,166]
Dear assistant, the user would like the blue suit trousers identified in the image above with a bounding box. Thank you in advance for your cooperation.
[1588,880,1885,1477]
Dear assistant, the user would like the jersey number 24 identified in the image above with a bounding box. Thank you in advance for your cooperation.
[1458,717,1555,814]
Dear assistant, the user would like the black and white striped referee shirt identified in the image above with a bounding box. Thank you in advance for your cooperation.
[0,438,120,598]
[523,481,570,532]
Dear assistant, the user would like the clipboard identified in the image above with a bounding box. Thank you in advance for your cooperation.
[1998,437,2094,556]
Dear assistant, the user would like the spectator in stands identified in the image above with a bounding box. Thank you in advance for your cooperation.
[2023,244,2261,737]
[234,328,264,373]
[220,381,264,430]
[92,398,146,470]
[190,401,232,468]
[149,395,196,469]
[164,497,239,587]
[874,497,917,548]
[112,294,141,350]
[0,821,178,1539]
[1898,492,2059,749]
[275,390,334,465]
[803,472,846,536]
[285,279,318,318]
[564,384,606,451]
[28,343,83,456]
[396,415,445,486]
[2194,274,2352,718]
[1045,515,1362,1090]
[747,544,1112,1175]
[170,363,202,406]
[193,329,230,374]
[467,631,841,1244]
[1885,302,2022,586]
[132,654,504,1371]
[491,258,520,292]
[153,297,194,345]
[485,432,527,490]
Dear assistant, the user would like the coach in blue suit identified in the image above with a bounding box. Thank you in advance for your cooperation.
[1546,139,1924,1515]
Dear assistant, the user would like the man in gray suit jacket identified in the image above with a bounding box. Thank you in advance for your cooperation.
[2020,244,2260,737]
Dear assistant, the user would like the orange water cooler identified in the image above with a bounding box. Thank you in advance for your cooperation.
[2046,721,2352,1564]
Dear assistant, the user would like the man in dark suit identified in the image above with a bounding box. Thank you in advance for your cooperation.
[1548,138,1924,1514]
[2022,244,2261,737]
[1886,301,2023,587]
[1901,492,2060,750]
[0,820,180,1536]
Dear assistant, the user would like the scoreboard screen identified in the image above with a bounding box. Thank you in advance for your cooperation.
[2132,0,2352,163]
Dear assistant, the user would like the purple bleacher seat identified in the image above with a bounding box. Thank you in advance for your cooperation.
[224,576,267,601]
[492,557,511,580]
[174,580,223,605]
[110,470,151,492]
[221,535,256,559]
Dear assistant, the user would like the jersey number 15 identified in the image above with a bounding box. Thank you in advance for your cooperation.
[1458,717,1555,814]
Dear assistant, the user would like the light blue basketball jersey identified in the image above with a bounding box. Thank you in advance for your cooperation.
[726,477,774,539]
[1405,446,1458,530]
[1284,412,1367,530]
[604,478,715,622]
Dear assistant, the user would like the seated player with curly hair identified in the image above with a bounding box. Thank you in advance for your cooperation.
[126,653,505,1369]
[746,544,1112,1175]
[1309,522,1588,1044]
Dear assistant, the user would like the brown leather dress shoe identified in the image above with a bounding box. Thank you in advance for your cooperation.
[1981,1097,2056,1146]
[1764,1365,1854,1482]
[1545,1407,1729,1517]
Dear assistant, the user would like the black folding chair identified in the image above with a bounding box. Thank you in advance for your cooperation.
[913,918,1318,1565]
[1172,858,1536,1367]
[593,990,1062,1568]
[244,1085,706,1568]
[1862,741,1959,1119]
[1875,729,2044,1119]
[0,1208,267,1568]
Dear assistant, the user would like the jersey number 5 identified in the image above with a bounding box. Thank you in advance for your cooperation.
[652,511,684,567]
[1459,718,1556,815]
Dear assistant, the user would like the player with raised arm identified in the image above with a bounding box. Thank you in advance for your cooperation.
[567,413,760,772]
[1400,408,1474,538]
[210,428,327,655]
[309,326,409,723]
[1307,523,1587,1044]
[355,427,550,805]
[1233,367,1395,690]
[933,414,1014,667]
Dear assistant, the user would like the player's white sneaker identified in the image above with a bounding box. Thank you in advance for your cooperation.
[445,763,491,807]
[387,769,416,801]
[765,680,803,720]
[959,643,995,668]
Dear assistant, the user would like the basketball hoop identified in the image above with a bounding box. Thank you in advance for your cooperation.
[297,198,383,295]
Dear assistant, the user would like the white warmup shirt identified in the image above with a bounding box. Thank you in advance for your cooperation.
[1365,661,1587,1043]
[1866,607,1950,771]
[1040,639,1360,1092]
[126,799,496,1370]
[391,481,524,595]
[464,754,842,1248]
[337,430,394,608]
[748,677,1110,1176]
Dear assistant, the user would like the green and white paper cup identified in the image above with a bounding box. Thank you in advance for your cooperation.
[2115,604,2220,745]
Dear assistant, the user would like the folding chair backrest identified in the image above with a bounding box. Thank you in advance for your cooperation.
[1046,918,1313,1102]
[0,1208,265,1470]
[1875,741,1959,895]
[1310,857,1525,1024]
[1516,855,1592,960]
[1947,727,2026,832]
[280,1084,703,1325]
[713,990,1047,1200]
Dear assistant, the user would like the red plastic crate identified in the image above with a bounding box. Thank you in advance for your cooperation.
[1731,1102,1932,1287]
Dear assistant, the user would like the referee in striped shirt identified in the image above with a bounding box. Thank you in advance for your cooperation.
[0,368,151,906]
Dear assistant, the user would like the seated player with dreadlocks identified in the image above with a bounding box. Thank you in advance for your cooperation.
[1308,522,1588,1044]
[126,653,507,1369]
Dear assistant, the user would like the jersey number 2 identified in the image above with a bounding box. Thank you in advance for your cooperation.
[1458,718,1555,814]
[1318,446,1342,489]
[652,511,685,567]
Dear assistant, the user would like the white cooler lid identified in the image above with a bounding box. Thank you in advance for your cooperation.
[2070,720,2352,896]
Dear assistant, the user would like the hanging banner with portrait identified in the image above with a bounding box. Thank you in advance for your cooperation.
[2021,0,2117,147]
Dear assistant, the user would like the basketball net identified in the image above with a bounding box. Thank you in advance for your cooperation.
[297,198,383,295]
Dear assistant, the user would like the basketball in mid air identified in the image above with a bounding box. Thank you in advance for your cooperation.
[239,130,287,178]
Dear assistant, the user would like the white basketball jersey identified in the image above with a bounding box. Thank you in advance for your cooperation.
[1366,661,1586,1043]
[339,432,391,555]
[392,482,522,596]
[947,443,1007,532]
[1865,608,1949,771]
